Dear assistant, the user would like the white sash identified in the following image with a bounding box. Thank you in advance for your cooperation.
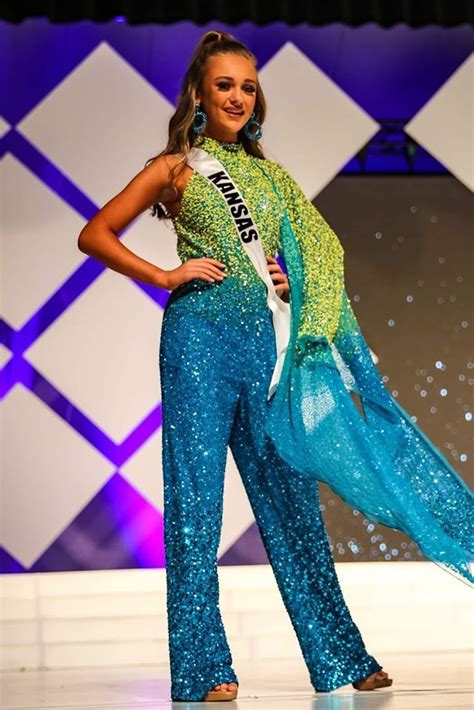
[186,146,291,400]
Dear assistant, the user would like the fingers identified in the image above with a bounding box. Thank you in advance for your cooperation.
[270,272,288,284]
[268,268,289,292]
[200,258,226,268]
[194,267,226,282]
[181,257,289,290]
[188,257,227,282]
[196,258,226,271]
[266,256,285,268]
[201,266,226,280]
[266,256,287,277]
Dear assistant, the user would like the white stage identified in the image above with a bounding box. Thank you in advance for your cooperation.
[1,562,473,708]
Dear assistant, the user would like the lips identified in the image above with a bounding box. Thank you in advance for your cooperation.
[224,108,244,117]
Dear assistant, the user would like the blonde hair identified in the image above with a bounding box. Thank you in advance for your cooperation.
[146,29,267,218]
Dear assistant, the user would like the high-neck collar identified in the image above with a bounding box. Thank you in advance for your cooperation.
[194,133,245,155]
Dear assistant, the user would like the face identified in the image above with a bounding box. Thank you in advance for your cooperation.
[195,53,257,142]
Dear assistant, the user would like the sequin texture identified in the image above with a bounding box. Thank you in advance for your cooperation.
[172,134,282,302]
[172,133,346,346]
[261,160,345,346]
[160,135,383,701]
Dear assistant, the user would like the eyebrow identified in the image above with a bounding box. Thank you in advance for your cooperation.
[214,75,257,84]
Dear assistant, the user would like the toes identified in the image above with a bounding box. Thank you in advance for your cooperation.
[212,681,237,693]
[368,671,386,681]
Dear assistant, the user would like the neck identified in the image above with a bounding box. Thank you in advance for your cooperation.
[194,133,245,155]
[202,130,239,144]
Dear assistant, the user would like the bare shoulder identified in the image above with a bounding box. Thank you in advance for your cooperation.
[145,152,191,203]
[145,152,185,183]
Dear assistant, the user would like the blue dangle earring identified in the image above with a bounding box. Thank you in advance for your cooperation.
[193,102,207,134]
[243,111,263,141]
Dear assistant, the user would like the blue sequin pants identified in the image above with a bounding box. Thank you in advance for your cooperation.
[159,277,383,701]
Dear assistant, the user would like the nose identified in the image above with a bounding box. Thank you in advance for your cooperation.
[229,87,245,105]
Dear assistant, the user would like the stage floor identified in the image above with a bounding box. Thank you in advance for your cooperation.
[2,651,472,709]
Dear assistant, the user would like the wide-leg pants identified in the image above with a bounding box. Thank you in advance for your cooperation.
[159,276,383,701]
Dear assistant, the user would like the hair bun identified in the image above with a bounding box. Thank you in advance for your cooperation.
[204,31,222,44]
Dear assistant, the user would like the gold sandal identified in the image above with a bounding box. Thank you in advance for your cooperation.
[203,684,238,701]
[352,670,393,691]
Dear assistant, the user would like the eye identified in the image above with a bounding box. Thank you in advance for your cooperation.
[216,82,256,93]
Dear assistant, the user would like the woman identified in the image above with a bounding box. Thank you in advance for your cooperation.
[78,30,472,703]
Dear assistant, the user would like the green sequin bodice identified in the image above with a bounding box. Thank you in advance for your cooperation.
[171,134,283,292]
[170,133,345,344]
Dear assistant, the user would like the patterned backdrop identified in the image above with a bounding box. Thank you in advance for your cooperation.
[1,19,472,572]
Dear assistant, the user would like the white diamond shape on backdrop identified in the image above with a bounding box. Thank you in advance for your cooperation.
[259,42,380,199]
[1,155,87,328]
[405,53,474,192]
[121,431,255,558]
[17,42,174,206]
[1,385,113,567]
[25,269,163,443]
[0,116,11,138]
[122,210,181,273]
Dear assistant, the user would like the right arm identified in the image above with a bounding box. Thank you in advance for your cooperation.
[77,154,226,290]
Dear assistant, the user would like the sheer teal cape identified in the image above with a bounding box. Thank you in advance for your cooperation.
[265,208,474,587]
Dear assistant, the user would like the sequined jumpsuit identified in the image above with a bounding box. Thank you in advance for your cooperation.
[159,134,384,701]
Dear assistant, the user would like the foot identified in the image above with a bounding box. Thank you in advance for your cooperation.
[353,669,392,690]
[209,682,238,693]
